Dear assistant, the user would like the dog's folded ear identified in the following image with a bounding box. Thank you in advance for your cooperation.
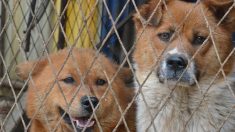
[203,0,235,31]
[16,59,47,80]
[133,0,168,29]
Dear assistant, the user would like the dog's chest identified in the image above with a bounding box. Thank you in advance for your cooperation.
[137,93,217,132]
[135,71,235,132]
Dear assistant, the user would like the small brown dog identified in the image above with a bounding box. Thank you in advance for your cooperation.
[133,0,235,131]
[16,48,135,132]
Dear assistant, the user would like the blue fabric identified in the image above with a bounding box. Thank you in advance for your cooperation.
[100,0,145,58]
[100,0,196,58]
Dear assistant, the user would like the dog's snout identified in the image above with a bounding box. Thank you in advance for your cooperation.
[81,96,99,113]
[166,55,188,71]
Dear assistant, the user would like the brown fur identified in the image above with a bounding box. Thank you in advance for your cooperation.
[16,48,135,132]
[133,0,235,131]
[133,0,235,77]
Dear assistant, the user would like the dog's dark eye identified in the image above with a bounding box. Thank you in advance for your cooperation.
[96,79,106,86]
[193,36,206,45]
[62,77,75,84]
[158,32,172,42]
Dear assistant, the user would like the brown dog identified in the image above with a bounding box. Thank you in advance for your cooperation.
[16,48,135,132]
[133,0,235,131]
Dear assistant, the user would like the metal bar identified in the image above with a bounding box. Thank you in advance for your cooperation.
[57,0,67,50]
[0,0,6,77]
[24,0,37,52]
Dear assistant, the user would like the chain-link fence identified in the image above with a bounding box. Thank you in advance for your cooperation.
[0,0,235,131]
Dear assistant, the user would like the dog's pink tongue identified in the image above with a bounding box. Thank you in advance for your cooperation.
[73,118,95,128]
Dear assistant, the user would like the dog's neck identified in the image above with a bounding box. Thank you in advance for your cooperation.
[136,70,235,131]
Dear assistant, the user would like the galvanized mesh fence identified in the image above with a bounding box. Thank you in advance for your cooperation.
[0,0,235,132]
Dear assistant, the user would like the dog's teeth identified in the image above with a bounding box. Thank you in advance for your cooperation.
[75,120,79,127]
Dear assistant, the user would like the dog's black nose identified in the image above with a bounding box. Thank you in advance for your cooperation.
[166,55,188,71]
[81,96,99,113]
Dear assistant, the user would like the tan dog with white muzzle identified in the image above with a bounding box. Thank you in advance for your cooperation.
[133,0,235,131]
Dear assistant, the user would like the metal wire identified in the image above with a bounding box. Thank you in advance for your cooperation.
[0,0,234,132]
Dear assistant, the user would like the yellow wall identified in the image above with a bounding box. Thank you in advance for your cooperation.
[54,0,100,49]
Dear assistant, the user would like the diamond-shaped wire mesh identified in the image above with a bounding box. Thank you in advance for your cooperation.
[0,0,234,132]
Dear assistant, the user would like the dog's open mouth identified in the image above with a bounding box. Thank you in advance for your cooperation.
[58,107,95,130]
[72,117,95,129]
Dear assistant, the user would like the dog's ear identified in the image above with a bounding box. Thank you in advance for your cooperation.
[133,0,169,29]
[16,59,47,80]
[203,0,235,31]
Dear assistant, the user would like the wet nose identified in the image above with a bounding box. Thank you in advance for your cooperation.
[81,96,99,113]
[166,55,188,71]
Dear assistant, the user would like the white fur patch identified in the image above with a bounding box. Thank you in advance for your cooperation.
[134,62,235,132]
[168,48,179,55]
